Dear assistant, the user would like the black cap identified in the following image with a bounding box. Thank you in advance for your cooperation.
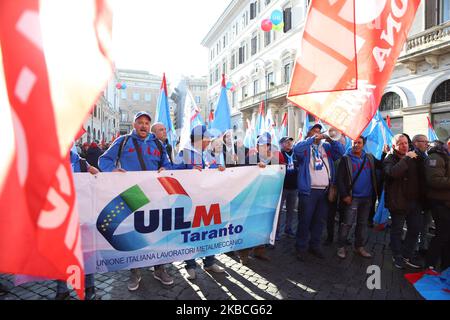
[279,136,294,144]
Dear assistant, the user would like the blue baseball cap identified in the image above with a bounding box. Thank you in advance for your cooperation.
[134,111,152,122]
[307,123,322,133]
[257,132,272,145]
[190,125,213,142]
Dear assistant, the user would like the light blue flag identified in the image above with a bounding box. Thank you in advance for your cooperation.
[427,117,439,141]
[155,74,176,146]
[255,101,266,137]
[362,111,394,160]
[373,190,390,230]
[210,76,231,135]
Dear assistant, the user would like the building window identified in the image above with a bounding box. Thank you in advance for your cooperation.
[251,33,258,56]
[264,30,272,47]
[432,80,450,103]
[215,65,219,83]
[426,0,450,27]
[440,0,450,24]
[389,117,404,135]
[265,0,271,6]
[242,85,247,100]
[239,43,246,64]
[379,92,403,111]
[250,2,257,19]
[267,72,274,86]
[242,12,248,28]
[433,112,450,141]
[195,96,201,104]
[93,105,97,118]
[132,92,140,101]
[223,34,227,48]
[222,59,227,75]
[284,63,292,84]
[121,90,127,99]
[121,112,128,122]
[253,80,259,96]
[283,7,292,32]
[144,93,151,102]
[230,51,236,70]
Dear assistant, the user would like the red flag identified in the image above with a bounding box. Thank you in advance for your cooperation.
[258,100,265,117]
[75,126,87,141]
[161,72,168,95]
[209,110,214,122]
[0,0,113,299]
[221,74,226,88]
[386,115,392,129]
[287,0,420,140]
[281,112,288,127]
[427,116,433,129]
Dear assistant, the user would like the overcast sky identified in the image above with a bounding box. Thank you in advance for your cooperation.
[112,0,231,85]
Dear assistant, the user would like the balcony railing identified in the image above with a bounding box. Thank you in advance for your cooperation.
[402,21,450,56]
[239,83,289,111]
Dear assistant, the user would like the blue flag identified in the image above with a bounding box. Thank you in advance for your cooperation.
[362,111,394,160]
[155,73,176,146]
[373,190,390,229]
[210,75,231,135]
[427,117,439,142]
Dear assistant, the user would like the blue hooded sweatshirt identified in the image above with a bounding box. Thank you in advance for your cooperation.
[99,130,171,172]
[347,150,373,198]
[293,136,345,195]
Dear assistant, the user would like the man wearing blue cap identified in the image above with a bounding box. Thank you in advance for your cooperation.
[294,122,345,261]
[173,125,226,280]
[99,111,173,290]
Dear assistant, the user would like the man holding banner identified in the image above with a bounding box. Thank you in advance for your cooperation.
[294,123,344,261]
[99,111,173,290]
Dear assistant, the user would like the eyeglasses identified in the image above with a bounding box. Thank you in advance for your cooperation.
[417,140,429,144]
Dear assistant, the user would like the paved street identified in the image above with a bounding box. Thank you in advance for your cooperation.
[0,220,423,301]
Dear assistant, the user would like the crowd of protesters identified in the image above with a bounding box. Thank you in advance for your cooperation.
[12,110,446,300]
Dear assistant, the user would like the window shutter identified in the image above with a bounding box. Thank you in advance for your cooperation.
[283,8,292,32]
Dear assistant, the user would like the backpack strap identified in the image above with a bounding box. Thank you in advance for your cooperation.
[154,139,165,169]
[351,154,367,190]
[115,135,131,169]
[131,138,147,171]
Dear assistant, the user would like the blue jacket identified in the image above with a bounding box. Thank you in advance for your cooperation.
[173,145,219,170]
[70,150,88,173]
[294,136,344,195]
[99,130,171,172]
[347,150,373,198]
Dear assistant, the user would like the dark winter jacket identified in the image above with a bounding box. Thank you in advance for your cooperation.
[86,146,103,170]
[383,150,422,213]
[425,146,450,208]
